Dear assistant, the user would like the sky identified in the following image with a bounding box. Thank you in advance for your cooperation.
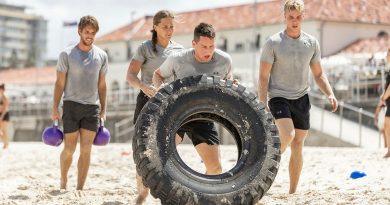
[6,0,266,60]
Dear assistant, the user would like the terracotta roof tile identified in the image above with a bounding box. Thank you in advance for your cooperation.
[339,36,390,54]
[96,16,151,42]
[0,66,56,85]
[97,0,390,43]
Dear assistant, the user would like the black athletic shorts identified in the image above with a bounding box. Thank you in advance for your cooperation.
[133,91,149,124]
[177,121,220,146]
[0,112,10,121]
[268,94,311,130]
[62,101,100,134]
[386,99,390,117]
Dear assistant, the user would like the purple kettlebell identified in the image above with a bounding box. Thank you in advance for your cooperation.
[42,120,64,146]
[93,118,110,146]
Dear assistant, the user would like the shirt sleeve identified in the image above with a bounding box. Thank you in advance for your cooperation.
[310,39,321,64]
[56,52,68,73]
[260,39,275,64]
[159,55,177,79]
[100,52,108,75]
[132,43,146,63]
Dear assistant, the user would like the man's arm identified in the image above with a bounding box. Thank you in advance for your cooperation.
[51,71,66,121]
[310,63,338,112]
[98,72,107,120]
[153,55,176,90]
[225,62,241,84]
[0,95,9,120]
[258,62,272,110]
[127,59,157,97]
[152,68,166,89]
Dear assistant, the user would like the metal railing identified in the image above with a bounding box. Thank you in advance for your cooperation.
[310,92,379,147]
[114,116,134,142]
[7,88,382,147]
[8,88,139,117]
[7,89,138,142]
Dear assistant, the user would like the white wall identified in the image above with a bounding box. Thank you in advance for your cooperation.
[322,22,390,56]
[98,20,389,91]
[98,41,128,62]
[98,20,390,62]
[105,61,129,91]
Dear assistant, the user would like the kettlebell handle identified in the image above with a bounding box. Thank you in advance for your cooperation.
[54,119,59,127]
[100,118,105,127]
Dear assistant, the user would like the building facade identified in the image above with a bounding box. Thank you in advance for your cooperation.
[0,2,47,69]
[96,0,390,92]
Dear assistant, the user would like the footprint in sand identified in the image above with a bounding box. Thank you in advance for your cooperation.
[101,201,125,205]
[8,195,30,200]
[103,190,115,196]
[17,185,29,190]
[48,189,68,196]
[327,185,340,190]
[90,173,101,178]
[73,190,86,198]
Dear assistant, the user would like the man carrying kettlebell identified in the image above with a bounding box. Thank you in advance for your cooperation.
[51,15,108,190]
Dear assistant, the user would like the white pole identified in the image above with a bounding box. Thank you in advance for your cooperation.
[252,0,258,92]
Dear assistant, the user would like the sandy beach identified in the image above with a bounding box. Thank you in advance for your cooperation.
[0,142,389,205]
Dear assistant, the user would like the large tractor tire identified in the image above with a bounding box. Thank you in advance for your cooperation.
[133,74,280,205]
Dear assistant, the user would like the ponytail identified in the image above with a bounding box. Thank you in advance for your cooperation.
[151,29,158,53]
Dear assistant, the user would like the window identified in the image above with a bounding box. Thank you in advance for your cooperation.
[104,49,111,62]
[235,43,244,51]
[218,38,228,51]
[255,34,261,49]
[250,34,261,50]
[124,81,130,90]
[111,81,120,91]
[377,31,388,38]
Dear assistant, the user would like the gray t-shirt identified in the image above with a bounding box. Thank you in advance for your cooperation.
[57,44,108,105]
[132,40,184,85]
[260,30,321,100]
[159,48,232,80]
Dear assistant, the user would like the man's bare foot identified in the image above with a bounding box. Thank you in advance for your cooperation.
[3,143,8,149]
[289,188,297,194]
[384,153,390,158]
[60,180,67,190]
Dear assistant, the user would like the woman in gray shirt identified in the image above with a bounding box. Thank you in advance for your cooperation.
[126,10,183,205]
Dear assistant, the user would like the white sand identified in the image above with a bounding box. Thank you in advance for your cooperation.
[0,142,389,205]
